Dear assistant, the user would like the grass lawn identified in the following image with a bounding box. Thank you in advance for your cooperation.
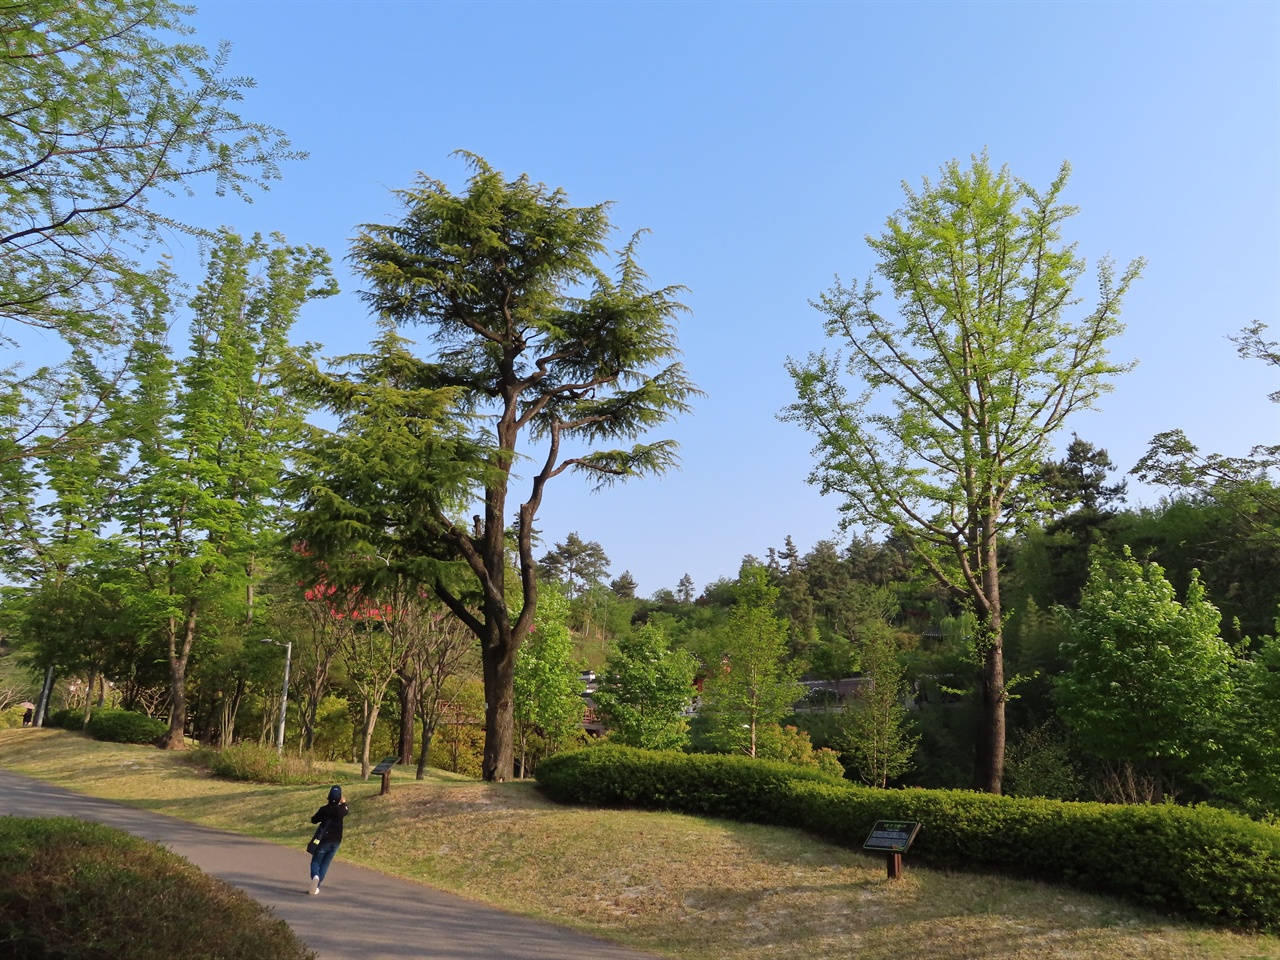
[1,728,1277,960]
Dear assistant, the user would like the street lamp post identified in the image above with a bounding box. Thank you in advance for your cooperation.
[261,639,292,755]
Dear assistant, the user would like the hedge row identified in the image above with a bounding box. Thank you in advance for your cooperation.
[536,744,1280,930]
[42,708,167,744]
[0,817,315,960]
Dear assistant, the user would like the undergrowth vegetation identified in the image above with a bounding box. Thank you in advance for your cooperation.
[0,817,315,960]
[538,744,1280,931]
[188,742,342,785]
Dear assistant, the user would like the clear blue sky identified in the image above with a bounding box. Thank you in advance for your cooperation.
[164,0,1279,598]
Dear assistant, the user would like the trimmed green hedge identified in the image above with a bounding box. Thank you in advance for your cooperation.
[0,817,315,960]
[85,709,168,744]
[537,744,1280,930]
[41,709,84,731]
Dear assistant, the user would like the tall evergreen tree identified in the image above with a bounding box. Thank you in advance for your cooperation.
[538,532,610,598]
[349,155,699,781]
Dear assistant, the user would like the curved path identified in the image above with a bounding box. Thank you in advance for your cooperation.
[0,768,665,960]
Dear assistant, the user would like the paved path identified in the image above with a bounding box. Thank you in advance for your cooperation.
[0,768,665,960]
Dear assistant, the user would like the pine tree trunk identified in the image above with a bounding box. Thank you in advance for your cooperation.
[481,629,517,781]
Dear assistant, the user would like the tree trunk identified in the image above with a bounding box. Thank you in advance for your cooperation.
[397,668,417,765]
[158,608,198,750]
[359,700,382,780]
[481,630,517,781]
[81,664,98,727]
[975,527,1006,794]
[415,720,436,780]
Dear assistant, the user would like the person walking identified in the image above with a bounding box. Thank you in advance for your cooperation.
[308,785,348,895]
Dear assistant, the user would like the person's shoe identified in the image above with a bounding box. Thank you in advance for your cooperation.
[309,876,320,896]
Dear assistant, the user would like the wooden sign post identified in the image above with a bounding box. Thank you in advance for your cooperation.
[370,756,399,796]
[863,820,921,879]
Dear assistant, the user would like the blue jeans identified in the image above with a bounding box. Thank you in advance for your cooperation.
[310,841,340,885]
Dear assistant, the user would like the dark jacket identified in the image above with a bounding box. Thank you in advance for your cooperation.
[311,801,348,844]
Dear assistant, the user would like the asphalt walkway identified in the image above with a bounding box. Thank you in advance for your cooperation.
[0,768,665,960]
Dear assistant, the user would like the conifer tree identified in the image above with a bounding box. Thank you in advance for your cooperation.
[349,155,699,781]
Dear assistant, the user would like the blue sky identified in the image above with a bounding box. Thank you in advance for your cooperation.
[162,0,1279,598]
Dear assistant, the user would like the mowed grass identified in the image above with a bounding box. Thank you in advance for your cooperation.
[1,728,1277,960]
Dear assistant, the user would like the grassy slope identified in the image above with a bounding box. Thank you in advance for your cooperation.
[0,728,1276,960]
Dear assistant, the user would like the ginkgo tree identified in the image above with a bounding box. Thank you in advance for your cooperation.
[784,155,1143,793]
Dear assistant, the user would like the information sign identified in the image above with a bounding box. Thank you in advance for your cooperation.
[863,820,921,854]
[370,757,399,777]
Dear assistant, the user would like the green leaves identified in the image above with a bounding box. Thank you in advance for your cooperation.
[593,622,697,751]
[1055,548,1233,788]
[784,154,1143,586]
[0,1,299,338]
[346,155,700,779]
[784,154,1145,791]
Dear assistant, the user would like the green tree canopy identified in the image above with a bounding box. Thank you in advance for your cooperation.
[1,0,297,341]
[1054,548,1233,802]
[784,154,1143,792]
[349,153,700,781]
[538,532,610,598]
[698,565,804,758]
[593,621,697,750]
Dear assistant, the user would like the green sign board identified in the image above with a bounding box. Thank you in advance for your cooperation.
[863,820,921,853]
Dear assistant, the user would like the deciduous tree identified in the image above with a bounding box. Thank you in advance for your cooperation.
[1054,549,1233,802]
[784,155,1142,792]
[113,232,332,748]
[835,623,918,787]
[593,622,697,750]
[1,0,297,341]
[512,589,584,777]
[698,565,804,758]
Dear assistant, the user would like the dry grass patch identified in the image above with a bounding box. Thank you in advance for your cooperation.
[2,729,1278,960]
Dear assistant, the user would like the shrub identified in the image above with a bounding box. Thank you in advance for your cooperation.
[41,708,84,731]
[537,744,1280,931]
[85,709,167,744]
[190,742,337,786]
[0,816,315,960]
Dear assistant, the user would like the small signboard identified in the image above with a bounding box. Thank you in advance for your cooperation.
[864,820,920,879]
[370,756,400,796]
[370,756,399,777]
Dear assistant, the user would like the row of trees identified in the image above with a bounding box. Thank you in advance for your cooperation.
[1,6,697,783]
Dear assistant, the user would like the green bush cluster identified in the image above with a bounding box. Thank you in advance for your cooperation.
[41,709,84,731]
[84,709,168,744]
[190,742,336,785]
[536,744,1280,931]
[0,817,315,960]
